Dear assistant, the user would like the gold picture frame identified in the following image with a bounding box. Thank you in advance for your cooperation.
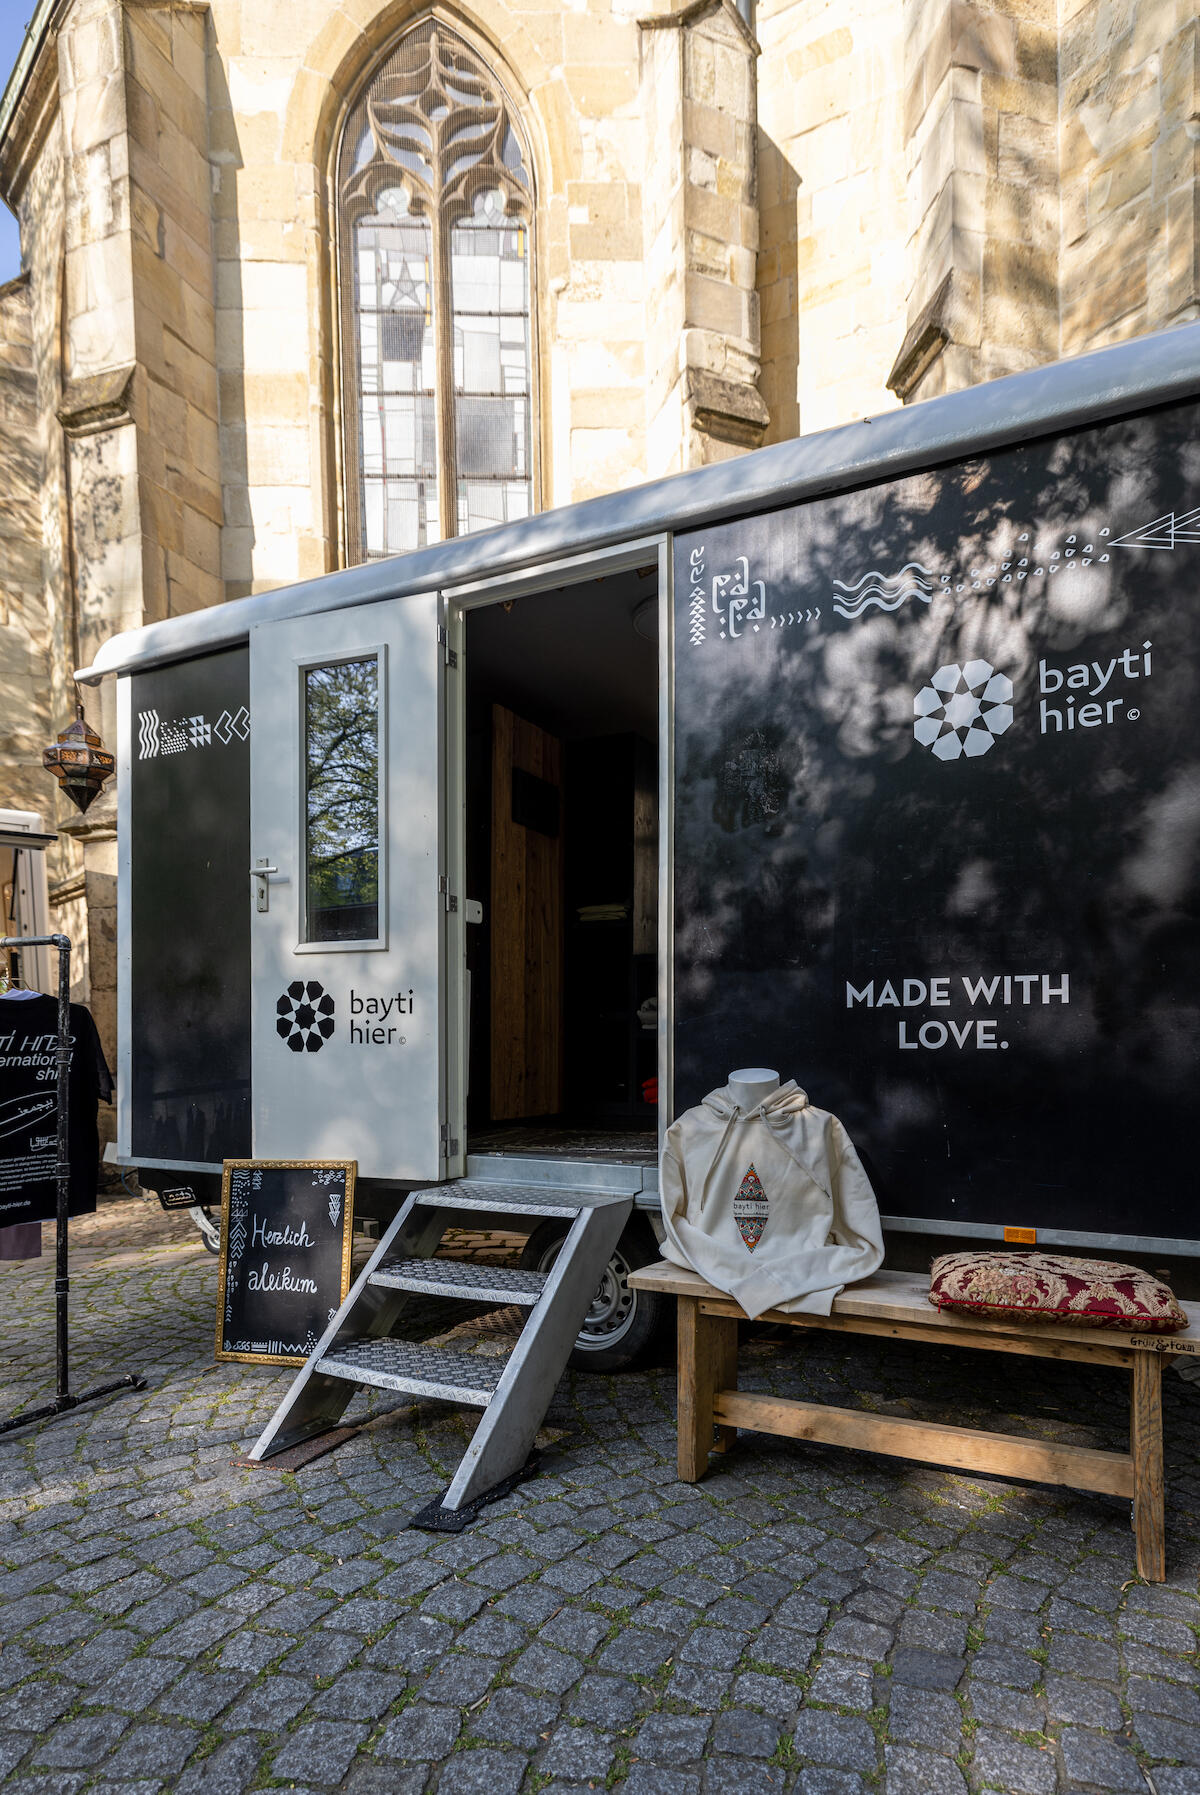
[215,1158,357,1367]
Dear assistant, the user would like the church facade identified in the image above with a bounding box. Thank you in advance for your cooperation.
[0,0,1195,1065]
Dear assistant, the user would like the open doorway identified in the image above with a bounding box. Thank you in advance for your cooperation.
[463,567,660,1163]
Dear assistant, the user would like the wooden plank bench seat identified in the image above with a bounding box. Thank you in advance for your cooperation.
[627,1261,1200,1582]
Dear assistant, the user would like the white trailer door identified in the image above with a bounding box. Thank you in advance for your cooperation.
[249,594,461,1180]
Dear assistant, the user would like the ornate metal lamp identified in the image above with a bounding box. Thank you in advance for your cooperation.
[43,703,115,814]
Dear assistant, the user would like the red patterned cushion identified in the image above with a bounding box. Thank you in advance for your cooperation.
[928,1250,1187,1333]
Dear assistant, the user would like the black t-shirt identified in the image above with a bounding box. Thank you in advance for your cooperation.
[0,996,112,1224]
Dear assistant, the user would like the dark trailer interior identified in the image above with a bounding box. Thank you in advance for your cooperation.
[463,570,659,1163]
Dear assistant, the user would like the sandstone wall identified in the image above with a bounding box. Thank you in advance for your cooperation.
[755,0,908,439]
[0,272,48,822]
[1060,0,1199,356]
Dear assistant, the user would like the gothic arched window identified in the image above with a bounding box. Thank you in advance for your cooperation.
[337,20,535,561]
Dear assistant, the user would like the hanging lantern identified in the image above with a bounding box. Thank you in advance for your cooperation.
[43,703,115,814]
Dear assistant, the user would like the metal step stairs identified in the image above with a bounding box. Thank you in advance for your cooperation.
[248,1178,632,1518]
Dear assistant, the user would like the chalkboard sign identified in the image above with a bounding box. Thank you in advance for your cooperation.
[215,1159,356,1365]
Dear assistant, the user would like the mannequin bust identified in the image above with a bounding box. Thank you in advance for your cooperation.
[728,1066,781,1111]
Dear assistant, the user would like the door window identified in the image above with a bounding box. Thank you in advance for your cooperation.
[303,656,382,943]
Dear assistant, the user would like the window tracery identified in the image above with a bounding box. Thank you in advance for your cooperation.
[337,20,535,560]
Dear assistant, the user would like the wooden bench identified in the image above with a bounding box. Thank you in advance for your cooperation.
[628,1262,1200,1582]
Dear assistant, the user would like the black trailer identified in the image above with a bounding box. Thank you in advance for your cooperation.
[81,324,1200,1359]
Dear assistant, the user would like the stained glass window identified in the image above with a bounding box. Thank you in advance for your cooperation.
[338,22,535,561]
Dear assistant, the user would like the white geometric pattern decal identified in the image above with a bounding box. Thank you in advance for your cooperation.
[914,659,1013,762]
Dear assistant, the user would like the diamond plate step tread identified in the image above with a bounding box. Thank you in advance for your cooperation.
[369,1258,547,1305]
[318,1338,505,1406]
[415,1180,626,1219]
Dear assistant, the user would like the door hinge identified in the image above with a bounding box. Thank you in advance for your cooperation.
[440,1122,460,1158]
[438,874,458,913]
[437,623,458,668]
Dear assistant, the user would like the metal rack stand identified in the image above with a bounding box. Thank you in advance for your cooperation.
[0,931,144,1435]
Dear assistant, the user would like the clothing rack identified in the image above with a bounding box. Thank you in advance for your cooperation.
[0,931,144,1435]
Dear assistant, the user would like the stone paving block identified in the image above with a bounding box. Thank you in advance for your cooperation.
[569,1672,642,1728]
[1058,1726,1147,1790]
[510,1642,582,1695]
[437,1745,526,1793]
[634,1713,712,1760]
[982,1609,1042,1650]
[792,1709,876,1772]
[987,1574,1050,1611]
[885,1685,962,1751]
[471,1687,557,1749]
[421,1654,497,1707]
[101,1723,199,1780]
[271,1720,369,1785]
[1129,1674,1200,1723]
[223,1674,312,1732]
[154,1671,246,1723]
[494,1584,563,1625]
[0,1678,75,1730]
[1136,1714,1200,1763]
[623,1768,701,1795]
[733,1670,797,1719]
[915,1571,977,1614]
[1123,1610,1198,1654]
[1046,1633,1120,1680]
[1045,1672,1122,1728]
[710,1708,781,1757]
[146,1608,241,1657]
[883,1743,967,1793]
[966,1682,1041,1731]
[677,1627,746,1670]
[1155,1773,1200,1795]
[217,1629,283,1675]
[365,1615,453,1671]
[599,1627,676,1676]
[541,1610,608,1656]
[774,1593,828,1633]
[34,1713,130,1768]
[896,1610,966,1655]
[1123,1638,1193,1681]
[704,1757,789,1793]
[541,1724,616,1780]
[420,1580,489,1624]
[824,1616,892,1660]
[806,1655,876,1710]
[889,1646,963,1690]
[282,1632,360,1680]
[969,1644,1040,1689]
[0,1734,31,1780]
[971,1728,1056,1794]
[456,1613,528,1657]
[667,1665,731,1708]
[795,1774,866,1795]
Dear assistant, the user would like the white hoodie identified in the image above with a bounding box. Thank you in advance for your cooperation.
[659,1081,884,1319]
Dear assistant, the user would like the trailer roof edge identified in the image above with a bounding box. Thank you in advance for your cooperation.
[77,321,1200,683]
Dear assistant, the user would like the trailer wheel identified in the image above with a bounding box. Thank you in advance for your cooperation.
[189,1205,221,1255]
[521,1218,669,1372]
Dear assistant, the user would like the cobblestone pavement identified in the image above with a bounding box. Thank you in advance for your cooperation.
[3,1197,1200,1795]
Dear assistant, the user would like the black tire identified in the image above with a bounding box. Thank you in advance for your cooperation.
[520,1217,670,1372]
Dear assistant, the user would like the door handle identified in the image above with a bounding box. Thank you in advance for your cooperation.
[251,860,278,913]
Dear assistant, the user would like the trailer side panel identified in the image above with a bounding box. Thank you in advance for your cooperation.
[673,396,1200,1246]
[129,647,252,1165]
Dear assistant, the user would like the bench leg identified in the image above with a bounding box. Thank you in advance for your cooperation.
[713,1319,738,1454]
[1131,1351,1165,1583]
[677,1297,735,1481]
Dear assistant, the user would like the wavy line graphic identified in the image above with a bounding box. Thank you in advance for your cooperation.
[832,562,936,597]
[831,562,936,620]
[833,586,935,619]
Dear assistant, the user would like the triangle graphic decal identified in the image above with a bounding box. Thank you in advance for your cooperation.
[733,1163,769,1253]
[1110,505,1200,551]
